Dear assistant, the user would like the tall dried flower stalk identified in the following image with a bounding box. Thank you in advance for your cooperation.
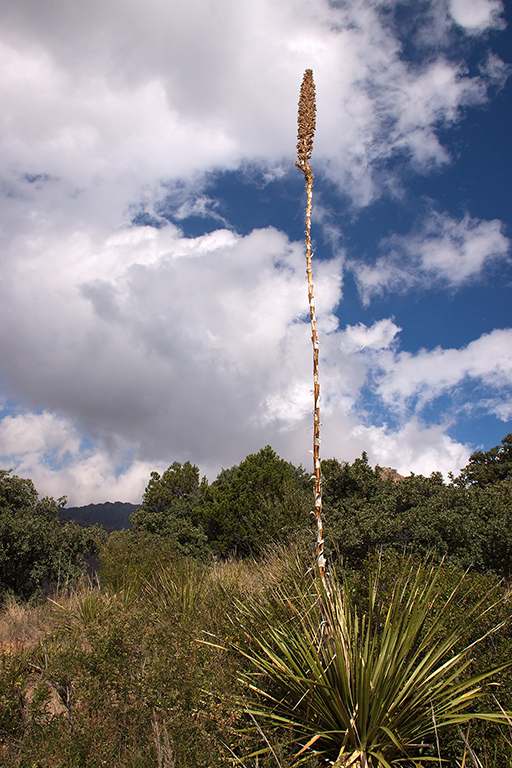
[295,69,325,582]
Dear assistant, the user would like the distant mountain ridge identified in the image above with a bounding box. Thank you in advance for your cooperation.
[62,501,140,531]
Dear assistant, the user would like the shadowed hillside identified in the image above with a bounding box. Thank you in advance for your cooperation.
[62,501,140,531]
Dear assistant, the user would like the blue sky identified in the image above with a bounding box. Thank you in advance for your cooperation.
[0,0,510,503]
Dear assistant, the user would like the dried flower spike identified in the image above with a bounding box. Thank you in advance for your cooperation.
[295,69,316,180]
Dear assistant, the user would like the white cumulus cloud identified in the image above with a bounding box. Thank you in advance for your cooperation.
[449,0,505,33]
[350,211,510,304]
[0,0,509,501]
[375,328,512,409]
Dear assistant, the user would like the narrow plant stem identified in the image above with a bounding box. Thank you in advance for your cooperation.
[295,69,325,582]
[305,174,325,582]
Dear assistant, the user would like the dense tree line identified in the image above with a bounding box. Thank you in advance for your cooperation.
[131,434,512,576]
[321,437,512,576]
[2,434,512,598]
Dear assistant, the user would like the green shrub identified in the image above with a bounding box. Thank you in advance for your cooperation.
[199,446,312,557]
[0,470,98,599]
[322,453,512,577]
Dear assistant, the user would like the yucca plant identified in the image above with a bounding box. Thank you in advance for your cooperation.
[237,557,511,767]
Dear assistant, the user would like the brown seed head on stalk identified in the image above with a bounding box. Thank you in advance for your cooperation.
[295,69,316,180]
